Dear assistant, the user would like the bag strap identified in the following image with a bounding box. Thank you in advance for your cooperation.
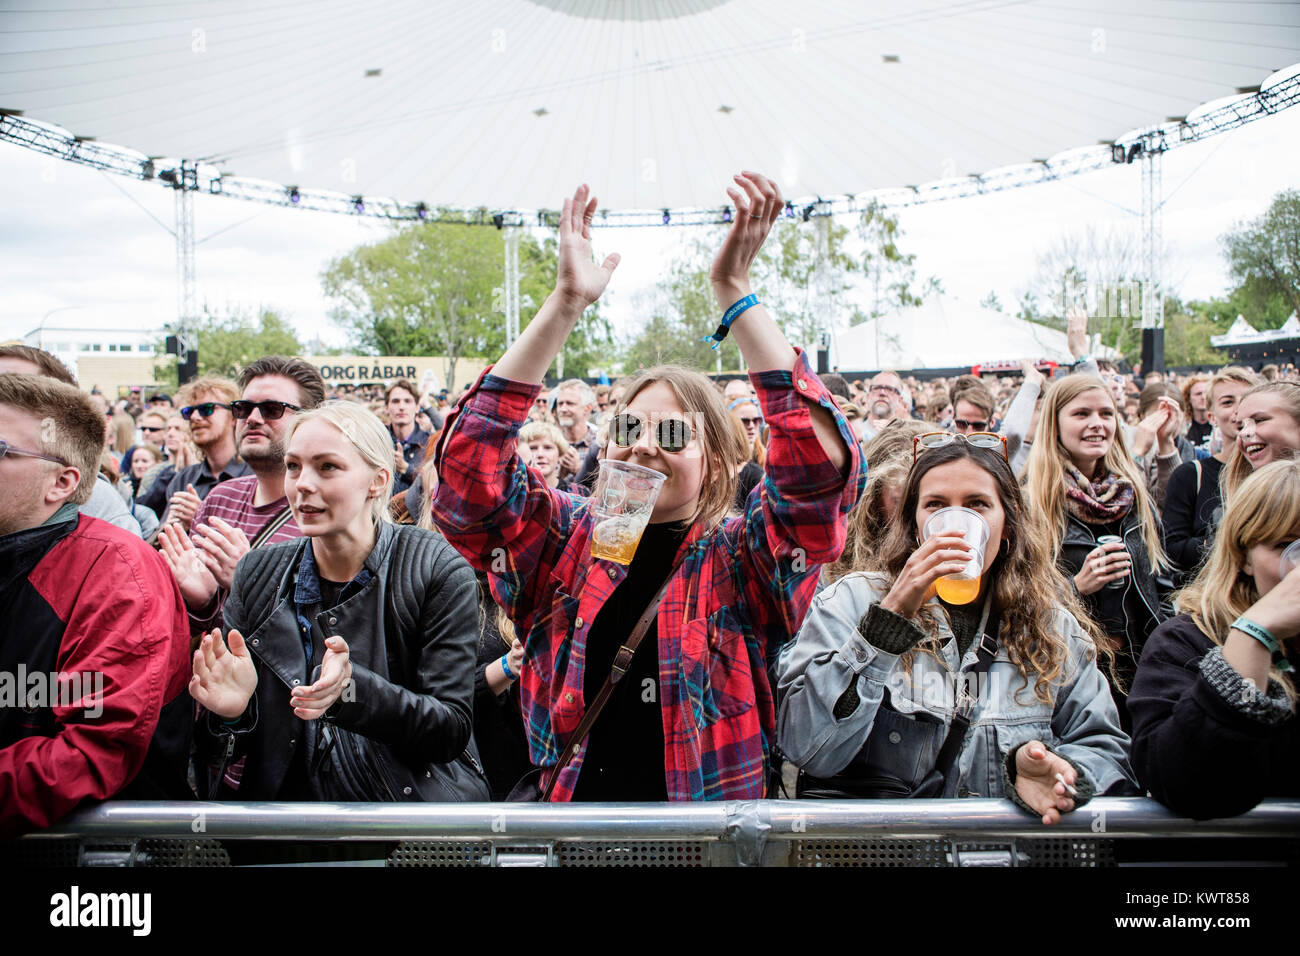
[249,505,295,550]
[932,594,997,790]
[540,557,684,802]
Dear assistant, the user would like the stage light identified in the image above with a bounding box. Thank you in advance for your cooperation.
[415,202,428,220]
[722,206,732,223]
[784,201,795,219]
[1110,143,1125,164]
[1126,142,1143,164]
[802,204,814,222]
[662,209,670,225]
[158,168,179,185]
[492,213,504,229]
[288,186,300,204]
[352,196,365,213]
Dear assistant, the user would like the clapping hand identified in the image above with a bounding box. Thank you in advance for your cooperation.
[158,521,219,610]
[193,516,252,591]
[166,482,202,531]
[291,636,353,720]
[190,627,258,719]
[1013,741,1079,826]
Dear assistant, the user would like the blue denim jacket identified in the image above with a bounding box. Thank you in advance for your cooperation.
[776,573,1137,799]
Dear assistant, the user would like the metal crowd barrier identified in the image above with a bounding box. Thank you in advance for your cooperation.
[7,798,1299,867]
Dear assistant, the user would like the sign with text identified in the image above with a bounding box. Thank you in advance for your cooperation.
[305,356,489,391]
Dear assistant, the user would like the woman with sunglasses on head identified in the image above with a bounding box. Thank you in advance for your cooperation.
[1023,375,1171,731]
[432,173,863,802]
[1219,381,1300,508]
[1129,459,1300,819]
[777,432,1134,822]
[189,401,489,805]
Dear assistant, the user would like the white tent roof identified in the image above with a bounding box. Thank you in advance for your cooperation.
[2,1,1297,210]
[1212,311,1300,347]
[832,295,1072,371]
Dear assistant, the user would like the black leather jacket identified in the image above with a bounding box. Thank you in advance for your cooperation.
[1059,508,1171,692]
[199,521,489,802]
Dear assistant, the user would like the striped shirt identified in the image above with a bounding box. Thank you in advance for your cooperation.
[188,475,302,633]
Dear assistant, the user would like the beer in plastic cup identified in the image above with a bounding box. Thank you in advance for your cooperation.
[920,507,990,605]
[1096,534,1128,590]
[589,460,666,565]
[1280,540,1300,578]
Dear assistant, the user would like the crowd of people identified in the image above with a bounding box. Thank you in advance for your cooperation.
[1,171,1298,839]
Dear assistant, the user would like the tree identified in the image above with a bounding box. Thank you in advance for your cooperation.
[1161,296,1223,367]
[322,216,605,388]
[1220,188,1300,327]
[858,200,938,320]
[980,290,1003,313]
[752,217,860,350]
[177,306,302,379]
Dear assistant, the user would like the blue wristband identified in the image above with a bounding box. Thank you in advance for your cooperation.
[701,294,759,351]
[1231,617,1293,673]
[499,652,517,681]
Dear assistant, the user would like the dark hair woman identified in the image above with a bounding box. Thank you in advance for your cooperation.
[778,434,1134,823]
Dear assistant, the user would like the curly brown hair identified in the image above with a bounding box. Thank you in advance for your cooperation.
[867,438,1105,703]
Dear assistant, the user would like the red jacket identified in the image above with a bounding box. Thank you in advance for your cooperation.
[0,514,191,837]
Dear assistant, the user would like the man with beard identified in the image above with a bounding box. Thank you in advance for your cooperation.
[860,370,912,441]
[553,378,598,483]
[158,357,325,633]
[159,376,251,531]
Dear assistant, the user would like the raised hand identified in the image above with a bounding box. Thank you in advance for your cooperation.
[879,531,973,619]
[167,482,203,531]
[158,521,219,610]
[291,636,353,720]
[193,516,252,592]
[190,627,258,719]
[1066,305,1089,360]
[1013,741,1079,825]
[712,171,782,301]
[554,184,620,310]
[1020,359,1045,391]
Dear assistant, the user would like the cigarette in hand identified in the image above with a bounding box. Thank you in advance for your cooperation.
[1056,772,1077,797]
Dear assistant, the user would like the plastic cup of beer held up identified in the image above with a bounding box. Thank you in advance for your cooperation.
[1280,540,1300,579]
[589,460,667,565]
[920,507,991,606]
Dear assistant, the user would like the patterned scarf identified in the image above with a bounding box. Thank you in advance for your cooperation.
[1064,463,1135,525]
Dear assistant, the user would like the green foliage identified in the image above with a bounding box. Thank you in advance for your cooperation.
[858,200,935,319]
[1162,296,1223,366]
[175,306,302,379]
[322,217,605,386]
[1221,188,1300,325]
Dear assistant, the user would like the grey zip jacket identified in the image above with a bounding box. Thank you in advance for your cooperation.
[776,572,1137,802]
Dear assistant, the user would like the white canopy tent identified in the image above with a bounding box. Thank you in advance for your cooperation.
[832,295,1074,371]
[2,0,1298,211]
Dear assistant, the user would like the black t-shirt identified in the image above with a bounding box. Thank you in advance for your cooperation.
[571,520,689,801]
[1186,419,1214,451]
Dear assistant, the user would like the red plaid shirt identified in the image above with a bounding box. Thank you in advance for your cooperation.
[431,351,864,801]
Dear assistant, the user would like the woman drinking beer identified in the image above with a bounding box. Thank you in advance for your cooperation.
[431,172,864,802]
[776,433,1135,822]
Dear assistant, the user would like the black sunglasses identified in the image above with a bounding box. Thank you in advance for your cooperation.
[953,418,990,432]
[139,425,165,433]
[180,402,231,420]
[230,399,302,421]
[0,437,68,467]
[611,412,693,454]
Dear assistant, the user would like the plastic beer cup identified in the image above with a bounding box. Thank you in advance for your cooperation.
[920,507,990,605]
[589,460,666,565]
[1280,540,1300,578]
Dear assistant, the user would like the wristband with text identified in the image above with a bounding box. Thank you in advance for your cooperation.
[500,652,517,682]
[1230,616,1293,673]
[702,294,759,351]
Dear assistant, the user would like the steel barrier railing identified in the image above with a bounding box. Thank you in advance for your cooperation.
[8,798,1299,867]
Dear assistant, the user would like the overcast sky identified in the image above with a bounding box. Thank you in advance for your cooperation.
[2,101,1298,354]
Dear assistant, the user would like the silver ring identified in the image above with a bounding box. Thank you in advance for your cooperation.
[750,214,763,220]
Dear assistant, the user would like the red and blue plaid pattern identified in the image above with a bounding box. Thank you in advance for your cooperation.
[431,351,864,801]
